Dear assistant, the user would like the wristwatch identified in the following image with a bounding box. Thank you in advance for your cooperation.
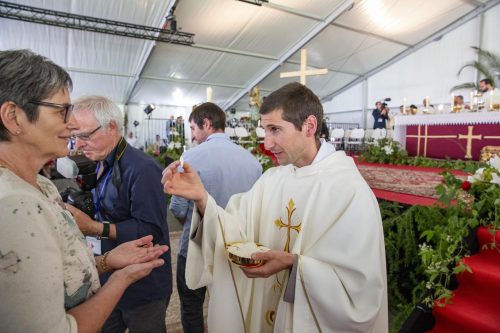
[97,221,110,239]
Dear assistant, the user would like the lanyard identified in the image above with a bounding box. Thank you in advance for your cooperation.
[94,164,112,220]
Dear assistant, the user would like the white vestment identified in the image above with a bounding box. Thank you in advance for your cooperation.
[186,150,388,333]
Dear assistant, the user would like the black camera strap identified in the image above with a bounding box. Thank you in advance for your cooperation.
[111,137,127,189]
[94,137,128,220]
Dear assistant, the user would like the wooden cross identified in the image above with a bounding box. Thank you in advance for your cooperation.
[458,126,482,159]
[280,49,328,85]
[274,199,301,253]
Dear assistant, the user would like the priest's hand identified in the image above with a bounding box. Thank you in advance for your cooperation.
[161,161,208,214]
[241,250,295,278]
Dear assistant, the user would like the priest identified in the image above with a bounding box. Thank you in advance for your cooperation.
[162,82,388,333]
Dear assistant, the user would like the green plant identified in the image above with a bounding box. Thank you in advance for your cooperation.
[451,46,500,92]
[380,155,499,332]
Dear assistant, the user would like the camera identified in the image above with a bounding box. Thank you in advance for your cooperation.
[57,155,97,218]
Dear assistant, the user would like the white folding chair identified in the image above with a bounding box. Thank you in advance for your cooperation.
[372,128,386,141]
[225,127,236,142]
[346,128,364,153]
[234,126,252,144]
[255,127,265,144]
[331,128,345,150]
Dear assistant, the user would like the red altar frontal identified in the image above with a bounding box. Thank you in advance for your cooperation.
[394,112,500,160]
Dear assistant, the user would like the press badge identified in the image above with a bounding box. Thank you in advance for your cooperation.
[86,236,102,255]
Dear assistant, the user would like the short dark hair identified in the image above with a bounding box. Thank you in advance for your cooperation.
[189,102,226,130]
[0,49,72,141]
[480,78,493,86]
[259,82,323,138]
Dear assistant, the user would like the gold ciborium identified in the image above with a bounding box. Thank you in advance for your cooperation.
[410,107,418,115]
[452,105,462,113]
[490,103,500,112]
[226,242,270,267]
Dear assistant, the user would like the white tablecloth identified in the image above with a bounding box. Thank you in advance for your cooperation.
[394,112,500,147]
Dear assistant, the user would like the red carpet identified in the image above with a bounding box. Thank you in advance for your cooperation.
[355,159,468,206]
[430,227,500,333]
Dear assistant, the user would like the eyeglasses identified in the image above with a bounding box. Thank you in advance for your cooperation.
[28,100,74,123]
[72,125,102,141]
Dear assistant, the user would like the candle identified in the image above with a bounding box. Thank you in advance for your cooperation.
[403,97,407,114]
[258,120,261,127]
[451,93,454,110]
[207,87,213,102]
[490,90,494,110]
[470,91,474,109]
[425,96,429,109]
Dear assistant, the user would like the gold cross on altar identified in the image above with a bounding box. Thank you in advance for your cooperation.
[274,199,301,253]
[279,49,328,85]
[458,126,482,159]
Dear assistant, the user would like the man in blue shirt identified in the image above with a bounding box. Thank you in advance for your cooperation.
[68,96,172,333]
[170,102,262,333]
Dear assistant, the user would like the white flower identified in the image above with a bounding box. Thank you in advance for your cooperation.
[488,155,500,170]
[491,172,500,185]
[167,142,174,149]
[467,168,484,183]
[383,145,394,155]
[174,142,182,149]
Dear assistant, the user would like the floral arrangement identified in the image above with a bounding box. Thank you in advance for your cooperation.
[360,138,408,164]
[360,137,480,173]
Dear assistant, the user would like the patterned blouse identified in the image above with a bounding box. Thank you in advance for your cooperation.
[0,167,100,332]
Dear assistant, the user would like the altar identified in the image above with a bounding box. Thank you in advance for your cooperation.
[393,112,500,160]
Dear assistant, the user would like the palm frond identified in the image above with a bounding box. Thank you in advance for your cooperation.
[457,61,494,81]
[450,83,476,92]
[471,47,500,70]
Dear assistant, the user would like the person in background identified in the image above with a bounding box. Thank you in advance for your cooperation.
[479,78,500,107]
[170,102,262,333]
[162,82,387,333]
[453,95,470,111]
[0,49,167,333]
[125,131,139,149]
[153,134,166,156]
[372,100,388,129]
[67,95,172,333]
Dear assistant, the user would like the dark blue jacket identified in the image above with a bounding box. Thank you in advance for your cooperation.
[94,140,172,309]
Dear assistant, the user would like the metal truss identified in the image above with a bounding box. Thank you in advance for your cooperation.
[0,1,195,45]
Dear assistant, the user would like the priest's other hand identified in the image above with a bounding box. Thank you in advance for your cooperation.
[241,250,295,278]
[161,161,208,214]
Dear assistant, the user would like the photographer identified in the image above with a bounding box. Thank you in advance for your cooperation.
[67,96,172,333]
[0,49,168,333]
[372,100,389,129]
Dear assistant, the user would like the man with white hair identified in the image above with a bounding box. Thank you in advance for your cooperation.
[67,95,172,333]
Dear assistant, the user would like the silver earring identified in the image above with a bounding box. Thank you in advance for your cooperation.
[15,130,21,135]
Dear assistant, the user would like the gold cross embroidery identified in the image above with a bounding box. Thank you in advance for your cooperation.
[406,125,456,157]
[274,199,301,253]
[458,126,482,159]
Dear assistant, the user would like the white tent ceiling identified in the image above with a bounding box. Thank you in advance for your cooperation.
[1,0,498,112]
